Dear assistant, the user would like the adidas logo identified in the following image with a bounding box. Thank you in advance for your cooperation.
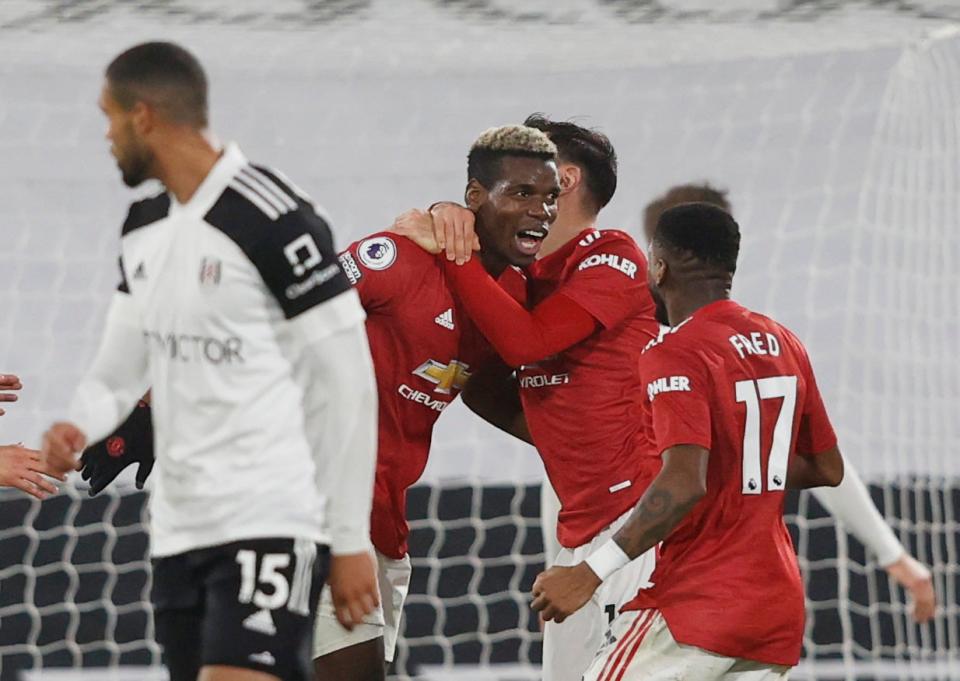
[434,308,455,330]
[133,262,146,280]
[249,650,276,666]
[242,609,277,636]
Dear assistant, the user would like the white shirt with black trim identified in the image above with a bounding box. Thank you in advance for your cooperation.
[69,143,377,558]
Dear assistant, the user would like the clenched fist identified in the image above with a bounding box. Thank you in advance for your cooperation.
[41,422,87,479]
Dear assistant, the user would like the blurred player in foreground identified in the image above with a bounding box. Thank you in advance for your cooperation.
[399,115,661,681]
[642,182,935,623]
[532,202,845,680]
[312,126,559,680]
[40,42,378,681]
[78,398,154,495]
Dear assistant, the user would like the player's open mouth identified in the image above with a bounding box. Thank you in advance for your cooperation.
[515,227,549,256]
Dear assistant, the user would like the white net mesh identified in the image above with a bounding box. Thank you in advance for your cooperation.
[813,25,960,674]
[0,488,160,676]
[1,1,959,680]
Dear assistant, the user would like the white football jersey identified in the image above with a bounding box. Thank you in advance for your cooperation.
[93,143,369,557]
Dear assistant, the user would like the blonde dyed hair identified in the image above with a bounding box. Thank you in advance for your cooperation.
[467,125,557,188]
[471,125,557,156]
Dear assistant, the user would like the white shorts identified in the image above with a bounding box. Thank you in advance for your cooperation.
[583,610,792,681]
[541,506,657,681]
[312,550,411,663]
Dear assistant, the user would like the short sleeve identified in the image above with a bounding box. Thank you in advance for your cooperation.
[795,350,838,455]
[559,232,653,329]
[643,344,713,454]
[339,233,426,311]
[205,186,354,320]
[256,208,353,319]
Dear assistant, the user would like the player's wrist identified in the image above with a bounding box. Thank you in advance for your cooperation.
[584,539,630,582]
[879,547,907,570]
[329,535,373,557]
[885,553,930,585]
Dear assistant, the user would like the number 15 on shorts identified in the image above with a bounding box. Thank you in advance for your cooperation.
[236,543,315,615]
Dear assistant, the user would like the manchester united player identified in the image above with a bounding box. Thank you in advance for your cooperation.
[532,202,845,680]
[400,115,661,681]
[643,182,936,623]
[312,125,560,680]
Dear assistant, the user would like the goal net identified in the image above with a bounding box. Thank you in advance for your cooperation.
[1,2,958,679]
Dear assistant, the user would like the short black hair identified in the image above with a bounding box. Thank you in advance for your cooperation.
[524,113,617,211]
[654,202,740,274]
[106,42,208,128]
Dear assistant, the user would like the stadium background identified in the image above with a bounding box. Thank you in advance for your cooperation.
[1,0,958,679]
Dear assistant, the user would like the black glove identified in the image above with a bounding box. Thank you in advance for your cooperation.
[79,400,154,496]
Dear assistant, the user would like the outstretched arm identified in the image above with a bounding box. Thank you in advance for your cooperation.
[68,292,149,444]
[531,445,709,623]
[811,460,901,564]
[812,461,935,622]
[44,291,149,477]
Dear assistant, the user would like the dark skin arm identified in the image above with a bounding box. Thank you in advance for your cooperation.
[787,444,844,489]
[531,445,708,623]
[461,362,533,445]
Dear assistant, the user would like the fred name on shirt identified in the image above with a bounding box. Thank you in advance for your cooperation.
[728,331,781,360]
[646,329,784,402]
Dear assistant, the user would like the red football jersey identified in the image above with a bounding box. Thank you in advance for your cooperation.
[623,300,838,666]
[340,233,522,558]
[519,229,660,548]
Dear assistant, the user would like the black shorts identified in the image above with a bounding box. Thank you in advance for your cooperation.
[152,537,328,681]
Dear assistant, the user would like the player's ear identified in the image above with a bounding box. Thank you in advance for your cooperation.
[651,256,668,287]
[558,163,581,196]
[465,179,487,211]
[130,100,153,137]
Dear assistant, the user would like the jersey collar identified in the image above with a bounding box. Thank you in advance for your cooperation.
[682,299,742,325]
[169,142,247,217]
[529,227,596,276]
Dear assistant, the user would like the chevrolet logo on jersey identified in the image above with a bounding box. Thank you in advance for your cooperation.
[413,359,471,395]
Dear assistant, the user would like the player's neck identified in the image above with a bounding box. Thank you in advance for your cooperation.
[666,287,730,326]
[153,130,223,205]
[479,249,510,278]
[538,203,597,258]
